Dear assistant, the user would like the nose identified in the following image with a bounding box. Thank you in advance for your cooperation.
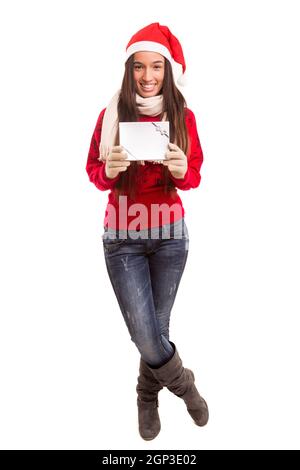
[142,67,153,82]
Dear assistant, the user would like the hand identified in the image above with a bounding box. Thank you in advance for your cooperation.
[163,143,188,179]
[105,146,131,179]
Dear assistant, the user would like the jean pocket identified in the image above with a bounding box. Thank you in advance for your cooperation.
[102,237,127,254]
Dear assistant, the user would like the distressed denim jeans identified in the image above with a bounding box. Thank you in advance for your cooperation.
[102,218,189,367]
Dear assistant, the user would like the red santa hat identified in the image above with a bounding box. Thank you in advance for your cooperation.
[125,22,187,86]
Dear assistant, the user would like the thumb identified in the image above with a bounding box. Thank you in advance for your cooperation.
[168,142,179,151]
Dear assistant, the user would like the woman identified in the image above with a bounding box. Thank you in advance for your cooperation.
[86,23,208,440]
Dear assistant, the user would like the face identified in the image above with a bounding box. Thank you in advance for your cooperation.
[133,51,165,97]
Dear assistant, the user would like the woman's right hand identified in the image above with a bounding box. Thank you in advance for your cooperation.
[105,146,131,179]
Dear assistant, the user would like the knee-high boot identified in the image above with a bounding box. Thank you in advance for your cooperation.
[149,342,209,427]
[136,357,163,440]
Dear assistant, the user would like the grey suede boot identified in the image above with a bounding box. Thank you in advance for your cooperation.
[149,342,209,427]
[136,357,163,440]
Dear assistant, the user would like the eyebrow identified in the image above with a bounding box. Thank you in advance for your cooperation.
[133,60,164,65]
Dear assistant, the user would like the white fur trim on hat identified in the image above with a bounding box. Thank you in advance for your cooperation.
[126,41,174,65]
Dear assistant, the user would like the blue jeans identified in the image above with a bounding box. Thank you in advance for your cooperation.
[101,219,189,367]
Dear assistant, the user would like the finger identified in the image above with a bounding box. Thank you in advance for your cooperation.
[168,142,180,151]
[165,153,183,160]
[109,153,128,161]
[108,162,131,168]
[111,145,125,152]
[168,164,184,173]
[107,161,131,168]
[163,159,185,166]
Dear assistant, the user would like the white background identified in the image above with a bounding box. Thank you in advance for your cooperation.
[0,0,299,450]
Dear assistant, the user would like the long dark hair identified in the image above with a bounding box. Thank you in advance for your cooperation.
[113,55,190,201]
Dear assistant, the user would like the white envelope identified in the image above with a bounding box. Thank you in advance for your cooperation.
[119,121,169,161]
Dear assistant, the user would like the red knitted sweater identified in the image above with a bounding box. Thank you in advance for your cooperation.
[86,107,204,230]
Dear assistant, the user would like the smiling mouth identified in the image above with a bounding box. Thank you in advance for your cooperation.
[140,83,156,91]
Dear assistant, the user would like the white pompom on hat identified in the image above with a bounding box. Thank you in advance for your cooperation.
[125,22,187,86]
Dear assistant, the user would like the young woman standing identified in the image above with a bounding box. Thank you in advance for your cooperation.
[86,23,208,440]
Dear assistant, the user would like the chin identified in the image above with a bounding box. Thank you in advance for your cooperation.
[138,89,162,98]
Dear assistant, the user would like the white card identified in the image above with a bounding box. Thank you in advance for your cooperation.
[119,121,169,161]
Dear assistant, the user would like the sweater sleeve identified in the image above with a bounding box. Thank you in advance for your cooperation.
[169,108,204,191]
[85,108,120,191]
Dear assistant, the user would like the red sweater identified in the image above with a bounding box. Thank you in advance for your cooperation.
[86,107,204,230]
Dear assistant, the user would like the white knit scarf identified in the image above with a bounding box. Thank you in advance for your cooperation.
[99,89,168,164]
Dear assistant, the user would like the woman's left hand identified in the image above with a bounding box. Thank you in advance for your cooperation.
[163,143,188,179]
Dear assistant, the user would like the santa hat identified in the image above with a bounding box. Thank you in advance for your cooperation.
[125,22,187,86]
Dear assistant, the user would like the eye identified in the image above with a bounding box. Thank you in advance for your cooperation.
[134,65,142,70]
